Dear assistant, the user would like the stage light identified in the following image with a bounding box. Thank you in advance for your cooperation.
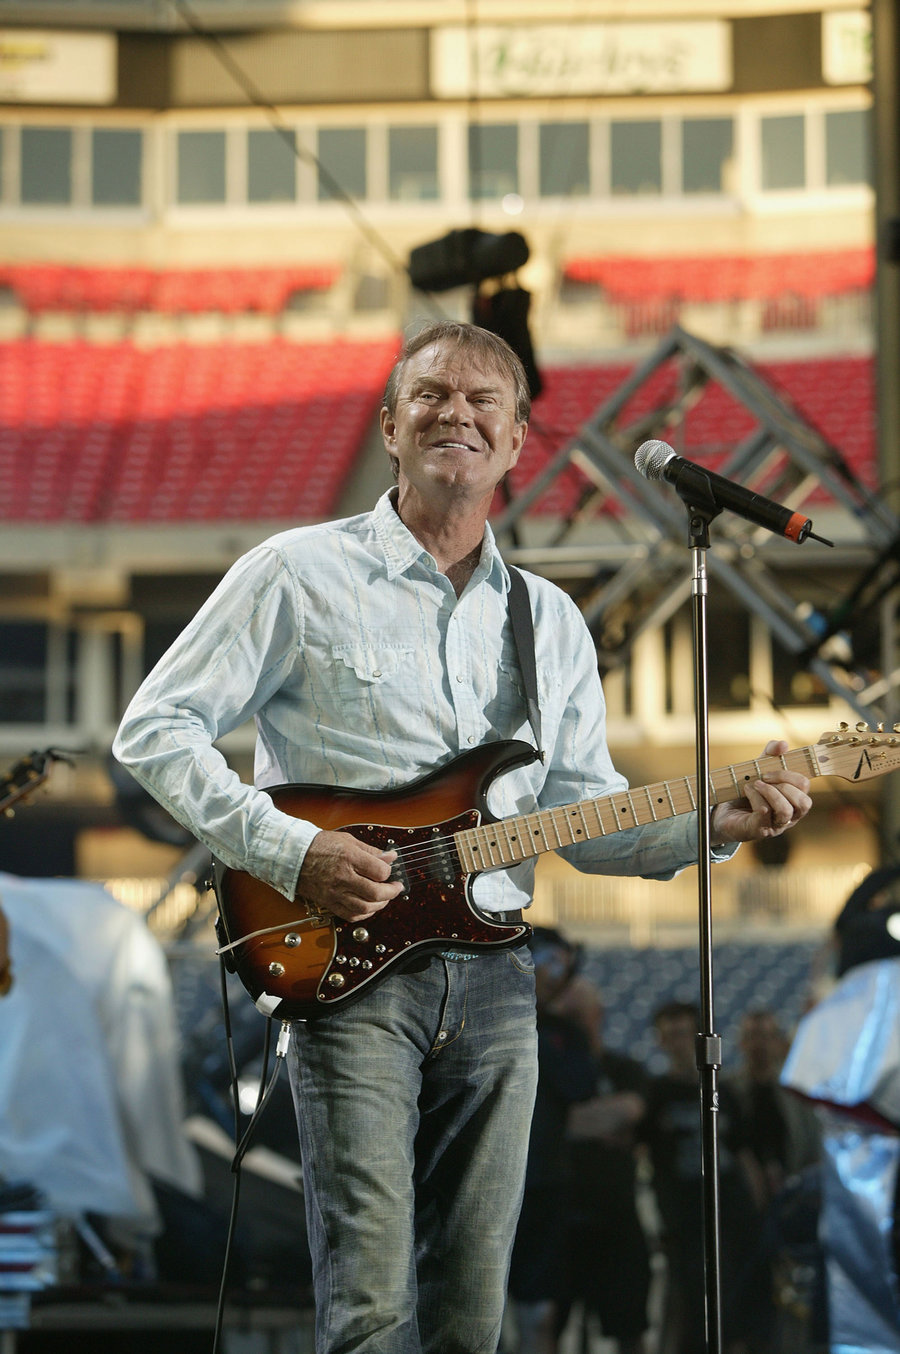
[472,285,542,400]
[408,228,530,293]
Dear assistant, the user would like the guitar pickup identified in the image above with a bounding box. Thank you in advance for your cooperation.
[389,856,410,895]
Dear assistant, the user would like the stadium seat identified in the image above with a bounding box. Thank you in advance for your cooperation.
[0,336,397,523]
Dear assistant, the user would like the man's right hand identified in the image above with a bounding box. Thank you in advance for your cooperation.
[298,830,404,923]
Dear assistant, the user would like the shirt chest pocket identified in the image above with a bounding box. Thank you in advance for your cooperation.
[330,641,416,700]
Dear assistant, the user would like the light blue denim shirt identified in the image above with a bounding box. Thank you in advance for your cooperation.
[113,490,733,911]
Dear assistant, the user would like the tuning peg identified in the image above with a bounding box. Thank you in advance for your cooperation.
[877,723,885,733]
[856,721,870,732]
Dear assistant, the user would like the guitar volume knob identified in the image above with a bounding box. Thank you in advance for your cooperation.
[327,972,345,988]
[352,927,369,943]
[268,962,285,977]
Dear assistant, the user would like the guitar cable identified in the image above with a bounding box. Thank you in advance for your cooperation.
[210,959,293,1354]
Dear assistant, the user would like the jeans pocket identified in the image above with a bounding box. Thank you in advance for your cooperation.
[506,944,535,976]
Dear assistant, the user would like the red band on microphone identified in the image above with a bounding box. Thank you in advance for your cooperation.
[784,512,812,544]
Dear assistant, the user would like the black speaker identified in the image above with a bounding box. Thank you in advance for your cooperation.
[409,229,530,292]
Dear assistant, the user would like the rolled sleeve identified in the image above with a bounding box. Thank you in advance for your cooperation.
[113,546,317,900]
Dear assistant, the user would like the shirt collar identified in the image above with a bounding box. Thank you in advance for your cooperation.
[372,488,509,594]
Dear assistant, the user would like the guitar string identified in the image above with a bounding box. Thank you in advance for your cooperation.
[361,746,821,878]
[220,744,832,948]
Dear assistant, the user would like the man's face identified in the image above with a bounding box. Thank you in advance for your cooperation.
[740,1013,784,1075]
[380,341,527,504]
[655,1014,697,1075]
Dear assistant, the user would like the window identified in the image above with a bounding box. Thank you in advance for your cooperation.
[772,638,830,707]
[761,114,805,190]
[704,606,751,711]
[92,128,142,206]
[0,622,48,722]
[611,121,661,196]
[539,122,590,197]
[317,127,366,201]
[21,126,72,204]
[177,130,226,204]
[825,109,871,187]
[682,118,734,194]
[468,124,518,200]
[248,128,296,203]
[388,126,438,201]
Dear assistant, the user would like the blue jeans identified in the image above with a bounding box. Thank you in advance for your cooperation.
[287,946,538,1354]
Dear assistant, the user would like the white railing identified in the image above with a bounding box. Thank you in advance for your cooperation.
[530,863,870,946]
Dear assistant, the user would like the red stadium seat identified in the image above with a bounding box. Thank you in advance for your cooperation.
[0,336,397,523]
[0,263,340,315]
[563,248,875,304]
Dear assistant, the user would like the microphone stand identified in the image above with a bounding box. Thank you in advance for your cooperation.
[685,499,725,1354]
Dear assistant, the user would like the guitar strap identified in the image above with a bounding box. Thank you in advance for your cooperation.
[506,565,544,762]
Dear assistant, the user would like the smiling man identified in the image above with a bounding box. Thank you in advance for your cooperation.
[113,320,812,1354]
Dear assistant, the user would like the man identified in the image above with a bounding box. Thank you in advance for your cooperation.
[508,929,595,1354]
[553,975,651,1354]
[113,320,812,1354]
[728,1006,820,1204]
[642,1002,770,1354]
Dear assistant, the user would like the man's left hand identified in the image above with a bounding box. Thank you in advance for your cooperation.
[711,739,812,845]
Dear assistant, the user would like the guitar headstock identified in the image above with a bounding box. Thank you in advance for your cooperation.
[815,723,900,783]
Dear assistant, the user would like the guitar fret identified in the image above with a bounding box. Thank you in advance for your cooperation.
[684,777,696,810]
[524,815,545,853]
[590,800,609,836]
[499,818,517,863]
[644,786,659,821]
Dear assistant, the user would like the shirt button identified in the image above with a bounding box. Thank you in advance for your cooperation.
[467,735,476,745]
[456,674,464,683]
[372,669,382,678]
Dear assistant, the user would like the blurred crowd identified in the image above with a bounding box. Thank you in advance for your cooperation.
[505,927,825,1354]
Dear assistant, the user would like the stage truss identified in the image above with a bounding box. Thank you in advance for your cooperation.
[494,325,900,725]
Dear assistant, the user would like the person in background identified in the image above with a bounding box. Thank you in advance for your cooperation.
[727,1007,821,1205]
[781,870,900,1353]
[508,928,595,1354]
[552,973,652,1354]
[641,1001,770,1354]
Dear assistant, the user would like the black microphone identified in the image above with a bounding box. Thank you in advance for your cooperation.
[634,440,833,546]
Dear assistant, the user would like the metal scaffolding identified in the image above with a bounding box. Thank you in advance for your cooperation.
[495,325,899,725]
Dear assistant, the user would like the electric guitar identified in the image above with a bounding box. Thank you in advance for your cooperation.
[214,724,900,1019]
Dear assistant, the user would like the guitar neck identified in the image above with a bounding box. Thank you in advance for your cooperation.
[454,744,822,873]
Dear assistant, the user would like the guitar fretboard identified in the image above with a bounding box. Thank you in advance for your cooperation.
[454,745,821,873]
